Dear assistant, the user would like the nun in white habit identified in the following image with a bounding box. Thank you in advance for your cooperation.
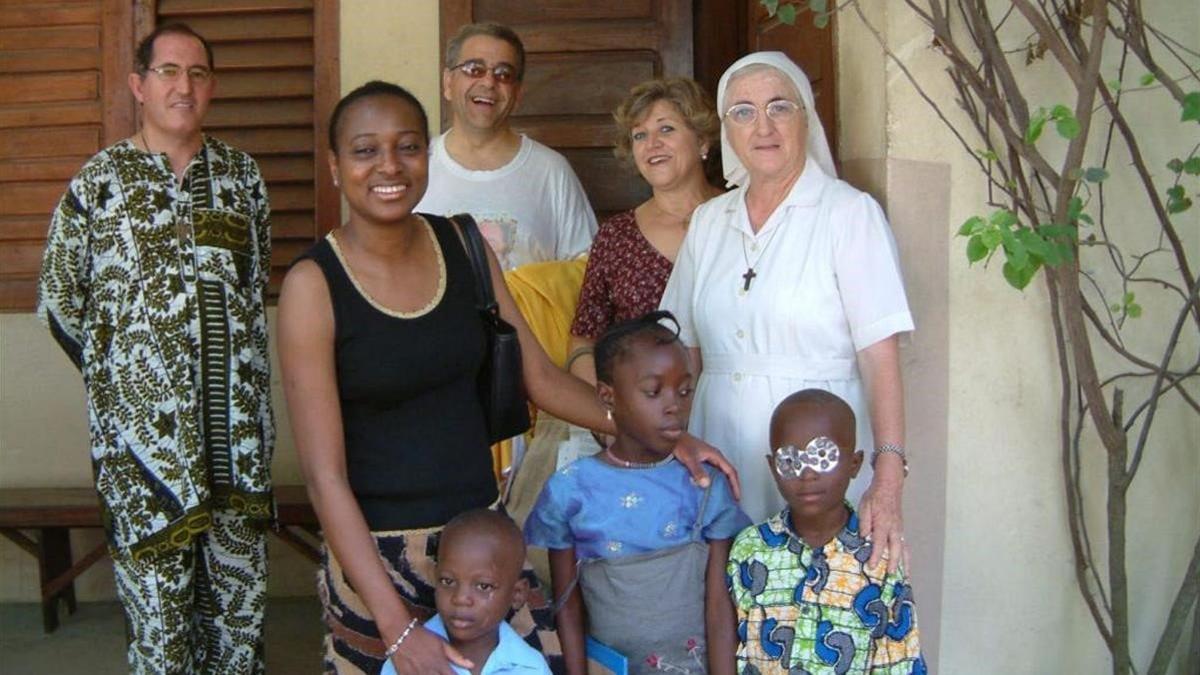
[658,51,914,570]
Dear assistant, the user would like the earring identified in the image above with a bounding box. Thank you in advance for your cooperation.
[332,176,339,187]
[605,409,613,422]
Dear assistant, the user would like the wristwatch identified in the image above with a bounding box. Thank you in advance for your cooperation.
[872,443,909,477]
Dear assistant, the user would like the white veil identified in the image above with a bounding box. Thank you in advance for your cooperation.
[716,51,837,187]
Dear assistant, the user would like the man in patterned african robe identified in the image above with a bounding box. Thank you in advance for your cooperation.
[36,23,273,674]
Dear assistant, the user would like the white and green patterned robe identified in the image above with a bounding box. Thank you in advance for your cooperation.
[38,136,274,561]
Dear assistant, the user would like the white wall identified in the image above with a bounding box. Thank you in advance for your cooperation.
[839,2,1200,672]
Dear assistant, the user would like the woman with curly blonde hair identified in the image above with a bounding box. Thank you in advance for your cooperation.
[566,77,724,385]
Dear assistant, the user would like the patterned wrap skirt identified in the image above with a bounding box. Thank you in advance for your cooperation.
[318,510,562,674]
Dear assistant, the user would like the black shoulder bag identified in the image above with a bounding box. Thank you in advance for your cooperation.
[451,213,532,442]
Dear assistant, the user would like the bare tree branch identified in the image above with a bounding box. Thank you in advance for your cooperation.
[1148,536,1200,673]
[1012,0,1085,86]
[1127,277,1200,478]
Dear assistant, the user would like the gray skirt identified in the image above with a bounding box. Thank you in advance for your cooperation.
[581,540,711,673]
[575,483,714,674]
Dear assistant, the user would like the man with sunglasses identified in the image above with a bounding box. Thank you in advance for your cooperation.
[418,22,597,271]
[37,23,273,674]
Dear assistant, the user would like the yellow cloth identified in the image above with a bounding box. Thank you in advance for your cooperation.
[490,258,588,478]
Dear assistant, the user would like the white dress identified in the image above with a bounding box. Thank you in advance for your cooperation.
[659,163,914,521]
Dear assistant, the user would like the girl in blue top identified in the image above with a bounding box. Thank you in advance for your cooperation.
[525,311,749,674]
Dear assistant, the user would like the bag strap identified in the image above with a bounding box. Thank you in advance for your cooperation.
[450,213,499,315]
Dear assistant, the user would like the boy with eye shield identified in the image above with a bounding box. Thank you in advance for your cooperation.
[724,390,926,674]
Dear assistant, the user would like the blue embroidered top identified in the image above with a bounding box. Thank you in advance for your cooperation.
[524,456,750,559]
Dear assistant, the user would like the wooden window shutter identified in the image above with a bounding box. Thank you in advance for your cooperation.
[0,1,135,310]
[154,0,340,294]
[0,1,338,311]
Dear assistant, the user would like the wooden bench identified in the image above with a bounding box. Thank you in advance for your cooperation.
[0,485,320,633]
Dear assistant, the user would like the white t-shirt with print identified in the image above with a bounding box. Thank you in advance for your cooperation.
[417,132,597,270]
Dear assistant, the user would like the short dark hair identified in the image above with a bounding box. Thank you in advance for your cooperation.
[445,22,526,81]
[327,80,429,152]
[439,509,526,571]
[593,310,683,385]
[135,23,214,73]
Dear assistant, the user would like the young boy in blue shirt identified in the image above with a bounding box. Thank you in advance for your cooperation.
[382,509,550,675]
[725,389,926,674]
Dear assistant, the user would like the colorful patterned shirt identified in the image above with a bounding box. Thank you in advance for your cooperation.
[727,508,926,674]
[570,209,675,340]
[37,136,274,559]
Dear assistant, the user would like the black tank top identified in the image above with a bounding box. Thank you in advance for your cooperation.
[299,214,498,530]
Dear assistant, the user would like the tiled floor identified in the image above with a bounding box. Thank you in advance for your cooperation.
[0,595,324,673]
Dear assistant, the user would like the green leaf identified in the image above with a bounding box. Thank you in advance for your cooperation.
[1039,223,1079,241]
[1067,196,1083,219]
[813,12,829,29]
[1051,104,1072,119]
[777,3,797,23]
[1182,91,1200,123]
[810,0,829,12]
[1184,157,1200,175]
[1168,158,1185,173]
[1017,228,1051,258]
[762,0,780,16]
[966,235,989,263]
[1026,109,1048,144]
[990,209,1018,228]
[1002,259,1040,289]
[1121,293,1143,319]
[1083,167,1109,182]
[1107,79,1122,92]
[1066,196,1089,226]
[957,216,985,236]
[1056,115,1081,139]
[1003,231,1029,268]
[1167,185,1194,214]
[981,229,1003,250]
[976,148,999,162]
[1139,73,1156,86]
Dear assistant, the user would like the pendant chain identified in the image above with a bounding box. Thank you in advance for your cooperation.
[740,222,782,291]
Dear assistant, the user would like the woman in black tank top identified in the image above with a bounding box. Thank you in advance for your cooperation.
[277,82,737,675]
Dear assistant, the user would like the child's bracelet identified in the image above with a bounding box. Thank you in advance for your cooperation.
[383,617,419,659]
[565,346,593,371]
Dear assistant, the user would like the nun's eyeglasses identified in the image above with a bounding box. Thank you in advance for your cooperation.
[724,99,802,126]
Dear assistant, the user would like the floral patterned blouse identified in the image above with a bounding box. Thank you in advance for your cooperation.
[570,209,674,339]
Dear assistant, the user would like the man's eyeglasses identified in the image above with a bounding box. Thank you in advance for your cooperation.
[145,64,213,83]
[449,60,519,84]
[724,99,803,126]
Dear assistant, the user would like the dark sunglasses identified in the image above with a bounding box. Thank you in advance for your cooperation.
[449,60,519,84]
